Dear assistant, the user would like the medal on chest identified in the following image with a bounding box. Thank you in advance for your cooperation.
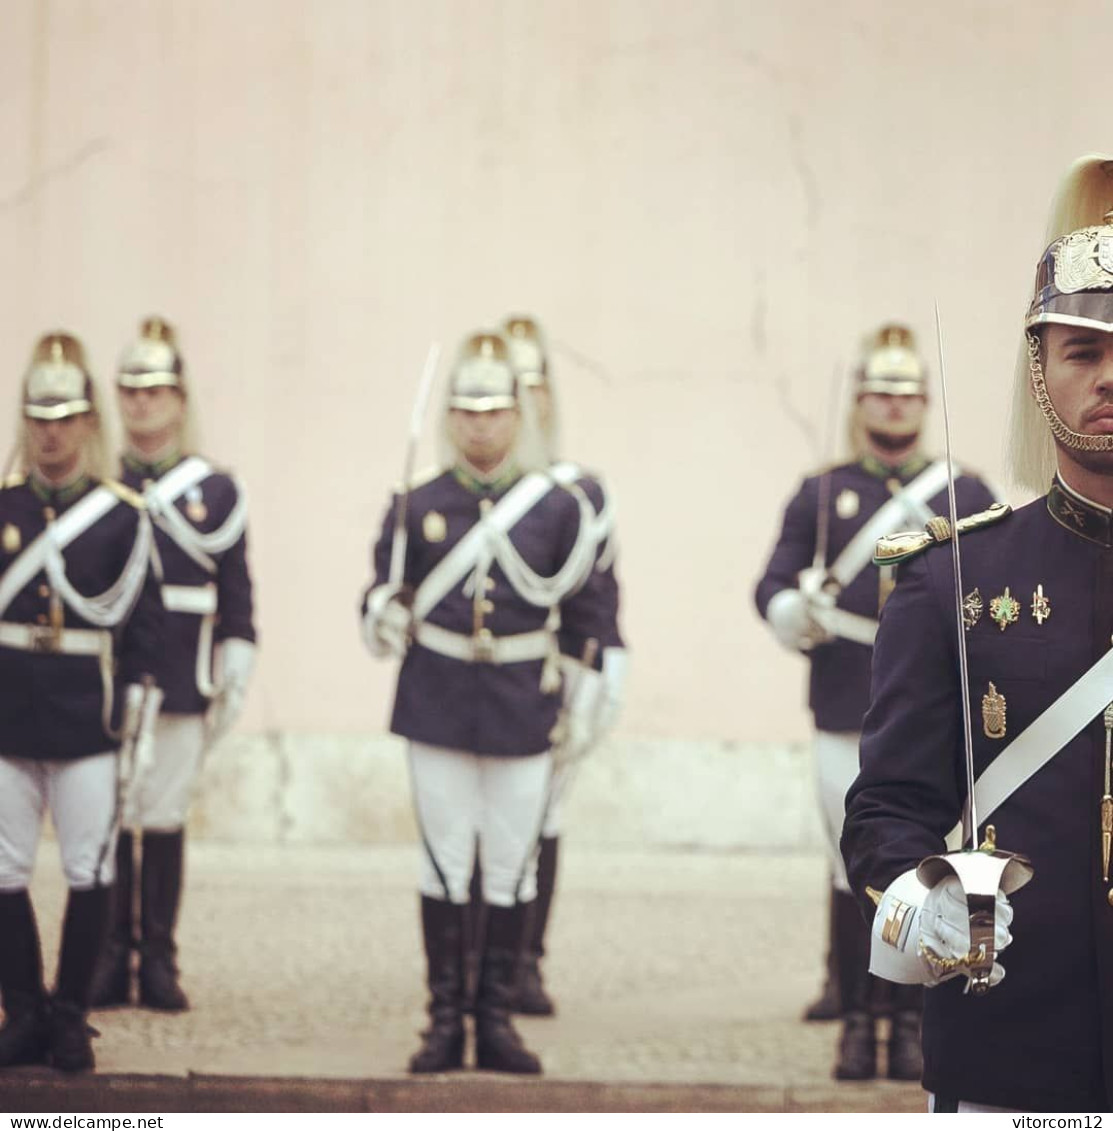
[423,511,447,543]
[185,485,207,524]
[835,489,859,519]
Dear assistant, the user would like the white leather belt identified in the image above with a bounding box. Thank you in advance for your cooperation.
[162,584,218,615]
[0,622,111,656]
[414,622,552,664]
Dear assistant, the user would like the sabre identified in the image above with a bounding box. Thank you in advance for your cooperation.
[934,304,979,845]
[389,343,441,588]
[811,361,846,578]
[921,303,1033,995]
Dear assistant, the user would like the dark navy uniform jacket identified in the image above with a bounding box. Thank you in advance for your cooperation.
[564,468,624,654]
[0,475,163,761]
[842,481,1113,1111]
[364,466,618,757]
[754,456,996,731]
[122,455,256,715]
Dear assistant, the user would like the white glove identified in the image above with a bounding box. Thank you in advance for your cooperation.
[869,868,1013,989]
[766,588,830,653]
[205,638,256,746]
[597,647,628,737]
[361,584,413,659]
[920,875,1014,988]
[120,680,164,811]
[550,656,603,767]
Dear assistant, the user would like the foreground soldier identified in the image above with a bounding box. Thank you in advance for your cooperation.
[90,316,256,1011]
[500,314,627,1016]
[0,334,162,1070]
[843,155,1113,1111]
[360,331,612,1074]
[755,326,995,1080]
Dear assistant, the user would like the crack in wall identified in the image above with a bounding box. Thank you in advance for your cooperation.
[0,137,112,213]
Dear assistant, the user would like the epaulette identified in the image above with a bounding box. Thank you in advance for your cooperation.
[393,466,443,494]
[102,479,146,509]
[873,502,1012,566]
[2,473,26,490]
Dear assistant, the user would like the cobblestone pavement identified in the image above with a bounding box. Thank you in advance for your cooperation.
[2,843,924,1113]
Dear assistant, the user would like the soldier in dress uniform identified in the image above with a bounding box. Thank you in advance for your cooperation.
[89,316,257,1012]
[360,330,613,1075]
[754,325,997,1081]
[842,155,1113,1112]
[0,333,163,1071]
[499,314,627,1016]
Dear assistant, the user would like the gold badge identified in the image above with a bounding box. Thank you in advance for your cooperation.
[962,588,983,631]
[982,682,1007,740]
[2,524,20,554]
[835,489,859,520]
[1031,584,1051,625]
[989,587,1020,632]
[422,511,447,543]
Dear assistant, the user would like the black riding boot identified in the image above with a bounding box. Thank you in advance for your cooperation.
[408,897,467,1073]
[138,830,189,1011]
[832,890,877,1081]
[89,830,135,1008]
[475,903,541,1074]
[51,887,110,1072]
[887,983,924,1080]
[514,836,557,1016]
[0,890,50,1067]
[802,886,840,1022]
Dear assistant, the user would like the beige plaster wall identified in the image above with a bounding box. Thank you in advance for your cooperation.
[0,0,1106,758]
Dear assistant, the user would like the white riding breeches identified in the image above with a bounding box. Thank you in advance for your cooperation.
[123,714,207,831]
[408,742,551,907]
[0,753,118,890]
[813,730,861,894]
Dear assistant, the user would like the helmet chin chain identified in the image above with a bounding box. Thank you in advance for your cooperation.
[1028,331,1113,452]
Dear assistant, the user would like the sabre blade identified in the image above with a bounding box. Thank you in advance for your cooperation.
[812,360,845,574]
[934,303,979,845]
[389,342,442,587]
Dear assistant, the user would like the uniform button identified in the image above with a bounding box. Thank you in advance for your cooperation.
[481,599,495,614]
[43,506,56,522]
[886,478,900,494]
[1108,888,1113,907]
[479,499,493,516]
[477,628,493,643]
[38,584,49,599]
[485,577,496,592]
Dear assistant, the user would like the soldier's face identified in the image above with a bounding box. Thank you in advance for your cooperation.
[117,385,184,439]
[1041,324,1113,437]
[857,393,926,438]
[449,407,520,470]
[26,414,93,479]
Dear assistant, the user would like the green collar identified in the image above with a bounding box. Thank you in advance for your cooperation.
[859,452,930,483]
[29,473,92,508]
[1047,476,1113,547]
[123,450,183,479]
[452,461,521,496]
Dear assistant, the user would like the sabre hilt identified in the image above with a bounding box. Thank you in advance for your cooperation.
[918,824,1034,995]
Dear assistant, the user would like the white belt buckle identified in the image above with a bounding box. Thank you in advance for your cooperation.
[30,625,62,653]
[472,629,496,663]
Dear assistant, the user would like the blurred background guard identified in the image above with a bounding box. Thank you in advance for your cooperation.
[0,333,163,1072]
[359,330,613,1076]
[843,155,1113,1114]
[500,314,627,1016]
[753,324,997,1082]
[88,317,257,1013]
